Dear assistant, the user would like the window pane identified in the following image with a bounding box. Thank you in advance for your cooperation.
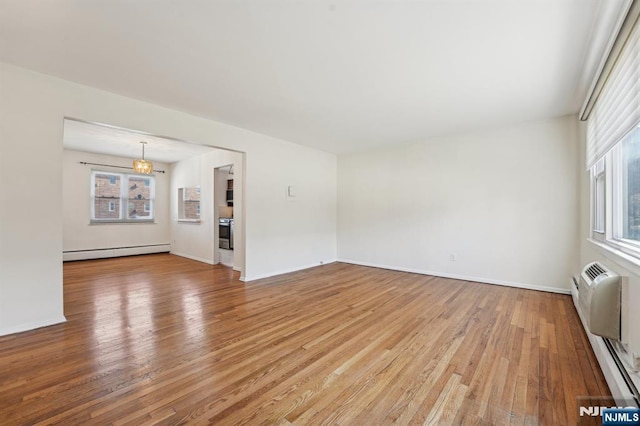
[183,187,201,219]
[94,173,121,219]
[127,176,152,219]
[595,173,605,232]
[621,126,640,241]
[92,172,154,222]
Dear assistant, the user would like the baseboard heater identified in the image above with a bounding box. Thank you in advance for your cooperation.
[63,244,170,261]
[571,262,640,407]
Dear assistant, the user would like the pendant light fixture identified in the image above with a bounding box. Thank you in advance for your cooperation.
[133,141,153,174]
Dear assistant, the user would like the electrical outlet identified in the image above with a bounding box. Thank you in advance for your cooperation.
[450,253,457,262]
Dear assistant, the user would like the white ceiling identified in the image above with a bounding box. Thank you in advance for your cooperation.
[0,0,625,154]
[63,119,215,163]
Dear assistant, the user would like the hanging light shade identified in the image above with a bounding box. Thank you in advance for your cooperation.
[133,141,153,174]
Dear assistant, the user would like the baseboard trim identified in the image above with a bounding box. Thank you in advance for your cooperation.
[242,259,338,282]
[0,315,67,337]
[64,244,170,261]
[337,258,571,295]
[170,251,214,265]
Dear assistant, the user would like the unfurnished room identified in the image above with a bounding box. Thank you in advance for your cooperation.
[1,1,640,424]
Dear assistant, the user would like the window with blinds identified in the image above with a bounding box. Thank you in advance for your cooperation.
[587,12,640,257]
[587,11,640,169]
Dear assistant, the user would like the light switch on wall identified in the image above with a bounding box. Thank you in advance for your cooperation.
[287,185,296,198]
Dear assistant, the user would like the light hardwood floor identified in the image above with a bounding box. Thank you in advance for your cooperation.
[0,254,609,425]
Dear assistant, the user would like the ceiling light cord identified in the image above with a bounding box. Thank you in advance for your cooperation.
[133,141,154,174]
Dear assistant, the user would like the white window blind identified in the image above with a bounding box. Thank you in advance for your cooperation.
[587,16,640,169]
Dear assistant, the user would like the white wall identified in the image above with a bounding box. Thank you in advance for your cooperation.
[0,65,66,335]
[170,149,244,270]
[0,62,337,335]
[62,149,171,257]
[170,155,207,263]
[338,115,579,293]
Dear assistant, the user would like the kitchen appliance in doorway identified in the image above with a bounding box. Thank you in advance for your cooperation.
[219,218,234,250]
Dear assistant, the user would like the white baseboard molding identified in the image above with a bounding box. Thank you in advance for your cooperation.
[64,244,170,261]
[0,315,67,337]
[585,325,637,406]
[170,251,214,265]
[337,258,571,295]
[242,259,337,282]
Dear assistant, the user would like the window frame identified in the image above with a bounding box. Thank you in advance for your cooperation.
[177,186,201,223]
[90,170,156,224]
[591,125,640,260]
[591,157,606,241]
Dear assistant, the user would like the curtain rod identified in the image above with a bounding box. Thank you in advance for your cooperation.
[79,161,166,174]
[580,0,640,121]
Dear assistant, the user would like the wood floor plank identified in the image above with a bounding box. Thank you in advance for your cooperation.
[0,254,611,425]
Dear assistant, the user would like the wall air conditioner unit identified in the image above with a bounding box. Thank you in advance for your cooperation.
[572,262,640,407]
[577,262,621,341]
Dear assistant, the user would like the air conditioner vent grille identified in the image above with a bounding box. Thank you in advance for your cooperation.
[585,263,606,281]
[578,261,620,341]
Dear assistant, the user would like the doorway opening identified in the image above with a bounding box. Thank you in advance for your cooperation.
[61,117,245,276]
[215,165,235,268]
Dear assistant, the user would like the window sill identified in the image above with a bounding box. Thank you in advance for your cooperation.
[90,220,156,225]
[587,238,640,277]
[177,219,201,224]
